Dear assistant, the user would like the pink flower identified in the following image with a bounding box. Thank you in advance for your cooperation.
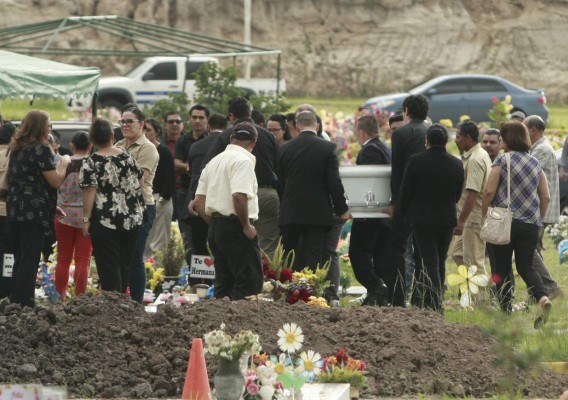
[491,96,499,104]
[246,381,260,396]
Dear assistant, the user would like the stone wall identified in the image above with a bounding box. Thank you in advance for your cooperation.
[2,0,568,101]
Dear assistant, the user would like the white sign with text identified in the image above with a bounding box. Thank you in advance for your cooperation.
[190,255,215,280]
[2,254,13,278]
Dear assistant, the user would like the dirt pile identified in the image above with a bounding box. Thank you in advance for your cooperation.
[0,292,565,398]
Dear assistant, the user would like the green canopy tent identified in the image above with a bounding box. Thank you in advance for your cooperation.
[0,49,100,113]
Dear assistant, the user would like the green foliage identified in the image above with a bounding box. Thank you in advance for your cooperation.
[192,62,244,114]
[155,229,187,276]
[317,368,367,388]
[339,271,352,295]
[143,92,192,122]
[249,93,291,116]
[483,314,541,398]
[262,238,295,281]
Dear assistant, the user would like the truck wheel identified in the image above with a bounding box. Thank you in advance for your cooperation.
[99,98,126,111]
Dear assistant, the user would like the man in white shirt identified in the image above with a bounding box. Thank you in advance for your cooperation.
[194,122,263,300]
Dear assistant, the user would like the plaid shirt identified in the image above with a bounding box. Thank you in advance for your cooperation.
[530,137,560,224]
[492,151,543,225]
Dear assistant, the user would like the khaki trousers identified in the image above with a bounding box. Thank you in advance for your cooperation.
[451,221,486,274]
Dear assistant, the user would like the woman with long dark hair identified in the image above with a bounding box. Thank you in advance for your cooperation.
[6,110,70,307]
[267,114,292,145]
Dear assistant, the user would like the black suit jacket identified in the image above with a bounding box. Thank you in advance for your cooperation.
[187,131,221,200]
[399,147,464,227]
[202,117,278,188]
[278,131,348,226]
[356,137,391,166]
[390,119,427,205]
[153,143,175,200]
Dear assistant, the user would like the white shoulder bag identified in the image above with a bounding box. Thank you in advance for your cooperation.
[481,153,513,245]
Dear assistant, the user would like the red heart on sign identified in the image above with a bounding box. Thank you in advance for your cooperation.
[204,258,213,267]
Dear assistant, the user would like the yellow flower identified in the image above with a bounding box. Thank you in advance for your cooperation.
[447,265,489,308]
[459,115,471,123]
[439,119,454,127]
[277,323,304,353]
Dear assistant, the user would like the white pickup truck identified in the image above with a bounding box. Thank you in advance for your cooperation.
[97,56,286,109]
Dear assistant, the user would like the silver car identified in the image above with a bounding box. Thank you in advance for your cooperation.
[364,74,549,124]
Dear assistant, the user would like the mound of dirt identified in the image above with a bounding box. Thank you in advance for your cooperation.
[0,292,565,398]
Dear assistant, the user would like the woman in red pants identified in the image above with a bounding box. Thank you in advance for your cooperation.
[55,131,93,299]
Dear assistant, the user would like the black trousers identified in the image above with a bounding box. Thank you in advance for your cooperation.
[280,224,328,272]
[0,216,15,299]
[90,219,140,293]
[10,221,45,308]
[385,207,414,307]
[489,219,546,312]
[208,216,263,300]
[412,224,454,312]
[349,218,389,291]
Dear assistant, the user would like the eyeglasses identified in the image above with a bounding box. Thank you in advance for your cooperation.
[167,119,183,124]
[118,119,140,126]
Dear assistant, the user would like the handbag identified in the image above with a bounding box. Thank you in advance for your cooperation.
[481,153,513,245]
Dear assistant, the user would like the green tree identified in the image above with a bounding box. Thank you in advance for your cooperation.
[193,62,244,115]
[143,93,191,122]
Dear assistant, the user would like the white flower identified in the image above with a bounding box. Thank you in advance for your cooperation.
[297,350,323,380]
[277,323,304,353]
[447,265,489,308]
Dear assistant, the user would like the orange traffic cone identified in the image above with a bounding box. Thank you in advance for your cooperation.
[182,338,211,400]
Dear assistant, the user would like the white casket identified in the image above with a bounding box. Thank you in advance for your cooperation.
[339,165,391,219]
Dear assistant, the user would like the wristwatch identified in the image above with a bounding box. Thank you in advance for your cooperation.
[83,216,90,223]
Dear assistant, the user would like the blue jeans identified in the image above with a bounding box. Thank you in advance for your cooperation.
[129,204,156,303]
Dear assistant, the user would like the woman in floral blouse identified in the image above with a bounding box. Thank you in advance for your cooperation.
[79,118,144,294]
[6,110,70,307]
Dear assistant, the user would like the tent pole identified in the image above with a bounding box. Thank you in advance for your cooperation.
[92,92,98,121]
[276,53,281,98]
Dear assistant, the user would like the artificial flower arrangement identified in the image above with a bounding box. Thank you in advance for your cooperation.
[285,265,330,305]
[488,95,513,128]
[242,323,323,400]
[261,240,295,301]
[447,265,489,309]
[545,215,568,246]
[203,323,262,362]
[316,348,367,389]
[37,260,59,304]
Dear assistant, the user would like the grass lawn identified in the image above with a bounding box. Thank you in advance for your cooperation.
[339,232,568,362]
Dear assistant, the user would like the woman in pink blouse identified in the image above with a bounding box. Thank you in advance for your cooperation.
[55,131,93,299]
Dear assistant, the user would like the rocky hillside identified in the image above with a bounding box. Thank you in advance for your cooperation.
[2,0,568,101]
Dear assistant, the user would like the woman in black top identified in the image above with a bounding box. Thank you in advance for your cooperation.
[6,110,70,307]
[79,118,144,294]
[399,124,464,311]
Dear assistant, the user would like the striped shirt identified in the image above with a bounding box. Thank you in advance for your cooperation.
[530,137,560,224]
[491,151,543,225]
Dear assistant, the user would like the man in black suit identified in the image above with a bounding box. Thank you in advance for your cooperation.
[399,124,464,311]
[385,94,429,307]
[278,111,351,271]
[349,116,391,306]
[186,113,229,258]
[201,97,280,258]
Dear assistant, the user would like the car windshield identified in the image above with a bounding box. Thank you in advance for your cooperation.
[125,60,148,77]
[408,77,440,95]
